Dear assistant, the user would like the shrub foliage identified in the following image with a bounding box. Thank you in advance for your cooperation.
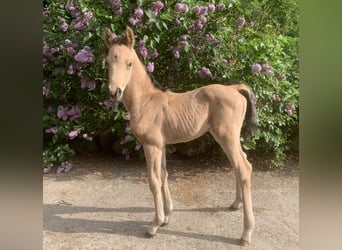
[43,0,299,170]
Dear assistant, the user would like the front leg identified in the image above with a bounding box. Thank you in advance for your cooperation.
[143,144,164,237]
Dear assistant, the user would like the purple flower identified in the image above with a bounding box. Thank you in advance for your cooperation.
[65,3,79,18]
[83,11,93,22]
[103,99,112,109]
[111,0,121,8]
[135,143,142,151]
[248,22,255,28]
[73,21,86,31]
[59,18,68,32]
[174,18,181,25]
[199,6,208,15]
[262,63,272,71]
[221,59,228,64]
[64,39,74,47]
[43,86,49,96]
[199,15,207,24]
[173,48,180,59]
[236,17,246,27]
[264,69,274,76]
[149,48,159,59]
[74,46,95,63]
[138,40,145,48]
[66,47,76,56]
[129,17,139,26]
[68,107,82,121]
[277,74,286,81]
[56,161,73,174]
[251,63,262,73]
[82,133,93,141]
[208,4,215,13]
[122,148,130,160]
[134,8,144,18]
[216,3,225,11]
[272,94,281,102]
[124,113,131,120]
[68,129,80,140]
[175,3,189,13]
[192,6,201,15]
[180,40,189,47]
[45,126,59,134]
[146,62,154,73]
[152,1,164,10]
[286,103,296,116]
[120,135,133,144]
[81,78,96,90]
[139,46,148,58]
[57,106,69,121]
[113,7,123,15]
[67,65,75,75]
[125,124,131,133]
[198,67,212,79]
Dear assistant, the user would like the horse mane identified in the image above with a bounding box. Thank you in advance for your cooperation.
[148,74,166,92]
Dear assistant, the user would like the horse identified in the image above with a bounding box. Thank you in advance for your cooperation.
[103,26,257,246]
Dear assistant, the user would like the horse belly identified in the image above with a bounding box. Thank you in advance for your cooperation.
[164,114,209,144]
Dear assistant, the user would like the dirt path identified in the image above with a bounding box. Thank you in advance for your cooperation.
[43,153,299,250]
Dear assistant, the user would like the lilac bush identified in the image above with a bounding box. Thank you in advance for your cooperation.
[43,0,298,169]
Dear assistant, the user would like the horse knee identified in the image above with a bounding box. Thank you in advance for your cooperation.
[148,177,161,194]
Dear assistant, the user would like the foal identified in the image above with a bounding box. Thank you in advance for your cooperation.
[104,26,257,246]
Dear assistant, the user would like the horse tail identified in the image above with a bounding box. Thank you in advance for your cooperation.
[236,84,258,136]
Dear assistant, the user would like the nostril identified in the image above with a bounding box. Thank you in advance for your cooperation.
[109,88,123,100]
[116,88,122,97]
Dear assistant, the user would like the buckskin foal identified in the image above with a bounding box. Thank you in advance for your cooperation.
[103,26,257,246]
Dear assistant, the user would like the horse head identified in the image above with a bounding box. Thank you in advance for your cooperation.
[104,26,136,102]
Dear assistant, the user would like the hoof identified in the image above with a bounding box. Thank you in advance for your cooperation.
[229,205,240,211]
[161,221,169,227]
[239,239,249,247]
[145,232,156,238]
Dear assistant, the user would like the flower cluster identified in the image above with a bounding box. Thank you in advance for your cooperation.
[81,78,96,90]
[286,103,296,116]
[110,0,123,15]
[74,46,95,63]
[56,161,73,174]
[175,3,189,13]
[43,0,298,170]
[236,17,254,28]
[198,67,212,79]
[119,113,142,159]
[151,1,164,16]
[57,106,82,121]
[129,7,144,25]
[251,63,274,75]
[251,63,287,82]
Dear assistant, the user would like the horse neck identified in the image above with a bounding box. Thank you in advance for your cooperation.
[122,54,156,117]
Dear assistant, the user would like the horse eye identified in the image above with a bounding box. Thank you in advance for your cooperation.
[127,62,132,68]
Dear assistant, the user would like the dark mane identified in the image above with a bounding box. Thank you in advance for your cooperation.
[148,73,166,92]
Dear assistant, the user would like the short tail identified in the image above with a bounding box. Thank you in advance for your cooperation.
[236,84,258,136]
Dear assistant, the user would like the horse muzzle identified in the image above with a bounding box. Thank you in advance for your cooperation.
[109,87,123,102]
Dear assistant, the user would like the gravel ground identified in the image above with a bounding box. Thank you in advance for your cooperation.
[43,153,299,250]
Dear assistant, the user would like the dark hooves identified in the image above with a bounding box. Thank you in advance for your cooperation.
[145,232,156,238]
[239,239,249,247]
[229,205,240,211]
[161,222,169,227]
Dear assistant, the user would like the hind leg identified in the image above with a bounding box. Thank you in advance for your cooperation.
[161,148,173,226]
[210,130,255,245]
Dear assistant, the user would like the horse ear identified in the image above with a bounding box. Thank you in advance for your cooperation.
[125,26,135,49]
[104,27,115,48]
